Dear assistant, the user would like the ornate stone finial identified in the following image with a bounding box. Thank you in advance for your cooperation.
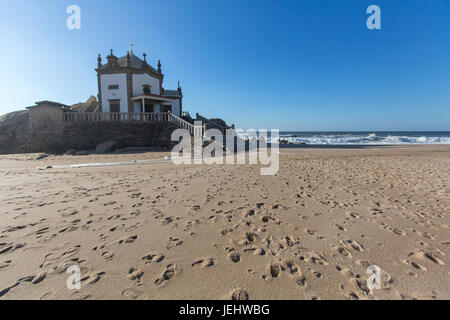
[107,49,119,68]
[97,54,102,67]
[158,60,162,73]
[126,51,131,67]
[129,42,133,54]
[143,53,147,63]
[178,81,182,93]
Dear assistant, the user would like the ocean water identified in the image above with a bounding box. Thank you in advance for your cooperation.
[236,131,450,145]
[276,131,450,145]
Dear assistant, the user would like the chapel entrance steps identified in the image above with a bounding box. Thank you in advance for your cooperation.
[192,113,237,153]
[166,112,236,154]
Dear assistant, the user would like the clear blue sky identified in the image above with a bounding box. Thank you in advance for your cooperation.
[0,0,449,131]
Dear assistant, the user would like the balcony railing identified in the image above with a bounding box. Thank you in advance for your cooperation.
[64,112,170,123]
[63,112,205,136]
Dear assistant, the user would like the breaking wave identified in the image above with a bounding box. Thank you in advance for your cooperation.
[237,132,450,145]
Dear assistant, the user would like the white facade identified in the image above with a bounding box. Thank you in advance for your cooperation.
[169,99,181,116]
[100,73,128,113]
[132,74,160,95]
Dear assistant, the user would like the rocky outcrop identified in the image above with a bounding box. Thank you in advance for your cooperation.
[70,96,99,113]
[210,118,228,127]
[0,110,30,153]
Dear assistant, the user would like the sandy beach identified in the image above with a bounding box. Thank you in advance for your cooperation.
[0,145,449,300]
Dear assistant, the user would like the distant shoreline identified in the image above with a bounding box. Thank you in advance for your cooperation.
[278,143,450,149]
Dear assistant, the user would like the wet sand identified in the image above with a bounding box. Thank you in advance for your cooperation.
[0,145,449,300]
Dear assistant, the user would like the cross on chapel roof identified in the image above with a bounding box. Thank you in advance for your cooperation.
[129,42,134,54]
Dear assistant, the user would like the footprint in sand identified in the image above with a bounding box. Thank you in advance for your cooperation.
[244,209,255,217]
[255,248,266,256]
[347,240,364,252]
[191,258,216,268]
[408,250,445,265]
[334,224,347,232]
[335,246,352,258]
[127,267,144,285]
[167,237,183,249]
[18,272,47,285]
[0,242,26,255]
[281,236,299,247]
[122,288,143,299]
[392,228,406,236]
[230,289,249,300]
[346,212,360,219]
[313,271,323,279]
[404,260,427,271]
[285,260,302,278]
[82,271,105,285]
[244,247,266,256]
[245,232,258,243]
[141,253,165,264]
[297,276,307,287]
[0,282,20,298]
[256,203,265,209]
[422,232,436,240]
[355,278,371,295]
[346,292,360,300]
[154,264,176,286]
[227,250,241,263]
[0,260,12,270]
[117,235,137,245]
[39,245,81,268]
[302,252,329,266]
[424,252,445,265]
[102,251,114,261]
[4,225,26,233]
[267,262,282,278]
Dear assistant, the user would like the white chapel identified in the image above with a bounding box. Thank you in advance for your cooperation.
[96,44,183,117]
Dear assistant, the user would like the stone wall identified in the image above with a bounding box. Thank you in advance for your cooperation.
[2,104,179,153]
[29,106,65,135]
[25,104,66,153]
[61,121,177,152]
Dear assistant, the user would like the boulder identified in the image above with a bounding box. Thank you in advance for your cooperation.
[65,149,77,155]
[95,140,117,153]
[0,110,30,153]
[0,110,29,136]
[70,96,99,113]
[36,153,49,160]
[210,118,227,127]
